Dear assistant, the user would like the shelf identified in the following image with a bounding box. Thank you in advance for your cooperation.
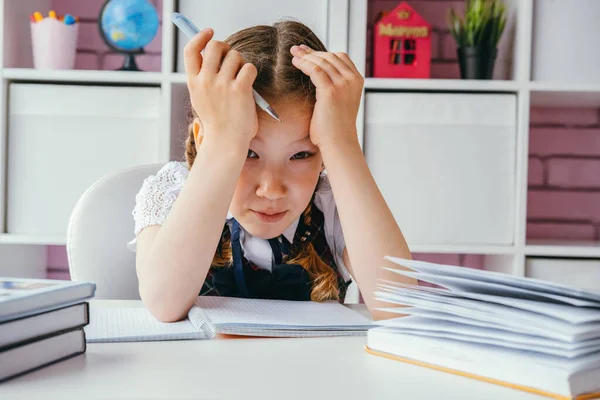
[525,240,600,258]
[364,78,522,93]
[409,243,517,255]
[170,73,186,83]
[529,81,600,108]
[2,68,165,85]
[0,234,66,245]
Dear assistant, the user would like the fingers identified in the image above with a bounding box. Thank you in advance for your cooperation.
[297,45,354,78]
[291,46,343,83]
[202,40,231,76]
[183,29,214,78]
[236,63,258,88]
[291,49,333,88]
[220,49,245,80]
[334,51,361,75]
[290,45,365,94]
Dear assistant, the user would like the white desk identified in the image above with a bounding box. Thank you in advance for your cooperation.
[1,300,549,400]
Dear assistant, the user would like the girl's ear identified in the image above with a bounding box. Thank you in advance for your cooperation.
[193,118,202,142]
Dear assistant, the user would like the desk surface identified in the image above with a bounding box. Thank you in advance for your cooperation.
[2,300,549,400]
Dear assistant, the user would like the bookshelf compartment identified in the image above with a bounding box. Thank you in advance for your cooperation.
[3,0,163,72]
[364,0,520,80]
[174,0,336,73]
[364,91,517,247]
[531,0,600,84]
[525,257,600,291]
[5,82,163,236]
[526,106,600,246]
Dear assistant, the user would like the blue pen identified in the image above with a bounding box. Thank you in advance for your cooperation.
[172,12,281,122]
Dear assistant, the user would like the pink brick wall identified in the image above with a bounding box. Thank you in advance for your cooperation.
[51,0,162,71]
[527,108,600,241]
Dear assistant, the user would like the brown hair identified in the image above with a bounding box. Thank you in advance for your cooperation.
[185,21,341,302]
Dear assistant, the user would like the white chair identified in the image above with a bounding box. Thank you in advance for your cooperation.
[67,163,164,299]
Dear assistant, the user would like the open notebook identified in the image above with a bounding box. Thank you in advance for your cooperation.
[85,296,374,342]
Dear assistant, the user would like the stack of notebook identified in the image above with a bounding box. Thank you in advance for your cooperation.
[0,277,96,382]
[366,256,600,399]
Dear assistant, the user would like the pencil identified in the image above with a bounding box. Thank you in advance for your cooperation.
[172,12,281,122]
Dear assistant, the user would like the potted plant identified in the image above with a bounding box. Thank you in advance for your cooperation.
[448,0,508,79]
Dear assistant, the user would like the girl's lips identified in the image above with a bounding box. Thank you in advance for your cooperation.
[252,210,287,223]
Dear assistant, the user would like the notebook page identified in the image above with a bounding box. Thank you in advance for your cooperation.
[84,306,211,343]
[385,256,600,303]
[379,280,600,324]
[396,270,600,307]
[375,291,600,339]
[195,296,373,329]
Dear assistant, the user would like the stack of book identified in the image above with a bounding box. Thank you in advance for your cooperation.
[366,256,600,400]
[0,277,95,382]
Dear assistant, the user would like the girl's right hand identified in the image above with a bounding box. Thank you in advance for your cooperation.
[184,29,259,150]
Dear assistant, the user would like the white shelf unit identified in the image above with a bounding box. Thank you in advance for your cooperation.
[0,0,596,286]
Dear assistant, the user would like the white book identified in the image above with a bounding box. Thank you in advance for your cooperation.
[0,329,86,383]
[0,303,89,350]
[0,278,95,323]
[366,257,600,399]
[85,296,374,343]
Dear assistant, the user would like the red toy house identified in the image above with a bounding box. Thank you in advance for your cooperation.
[373,2,431,78]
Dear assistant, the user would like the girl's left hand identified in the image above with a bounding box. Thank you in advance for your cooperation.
[290,45,364,149]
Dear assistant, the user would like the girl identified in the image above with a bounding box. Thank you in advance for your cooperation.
[130,20,415,322]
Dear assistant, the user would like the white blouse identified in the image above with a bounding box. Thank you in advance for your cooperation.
[127,161,351,282]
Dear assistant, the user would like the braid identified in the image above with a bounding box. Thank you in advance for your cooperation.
[212,225,233,268]
[285,204,340,302]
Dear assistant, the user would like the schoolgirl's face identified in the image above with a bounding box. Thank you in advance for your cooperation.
[229,100,323,239]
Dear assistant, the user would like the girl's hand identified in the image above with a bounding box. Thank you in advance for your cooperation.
[290,45,364,149]
[184,29,259,149]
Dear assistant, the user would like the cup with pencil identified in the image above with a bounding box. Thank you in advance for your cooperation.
[30,10,79,70]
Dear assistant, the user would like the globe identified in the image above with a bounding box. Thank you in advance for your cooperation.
[99,0,160,71]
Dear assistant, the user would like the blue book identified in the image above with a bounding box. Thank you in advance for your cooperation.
[0,278,95,323]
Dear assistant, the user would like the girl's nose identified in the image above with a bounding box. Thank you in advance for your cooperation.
[256,170,287,201]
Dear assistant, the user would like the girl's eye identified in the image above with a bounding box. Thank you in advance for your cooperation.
[247,149,258,159]
[291,151,313,160]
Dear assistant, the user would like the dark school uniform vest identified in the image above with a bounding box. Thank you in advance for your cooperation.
[199,204,351,302]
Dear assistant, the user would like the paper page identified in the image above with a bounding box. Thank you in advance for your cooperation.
[385,256,600,303]
[84,306,210,343]
[375,291,600,341]
[394,269,600,307]
[379,280,600,324]
[380,307,574,342]
[195,296,373,329]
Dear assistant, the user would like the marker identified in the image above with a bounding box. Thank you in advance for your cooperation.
[171,12,281,122]
[48,10,57,19]
[33,11,44,22]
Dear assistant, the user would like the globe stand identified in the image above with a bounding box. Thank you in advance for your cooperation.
[117,51,142,71]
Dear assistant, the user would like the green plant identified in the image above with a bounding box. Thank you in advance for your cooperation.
[448,0,508,48]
